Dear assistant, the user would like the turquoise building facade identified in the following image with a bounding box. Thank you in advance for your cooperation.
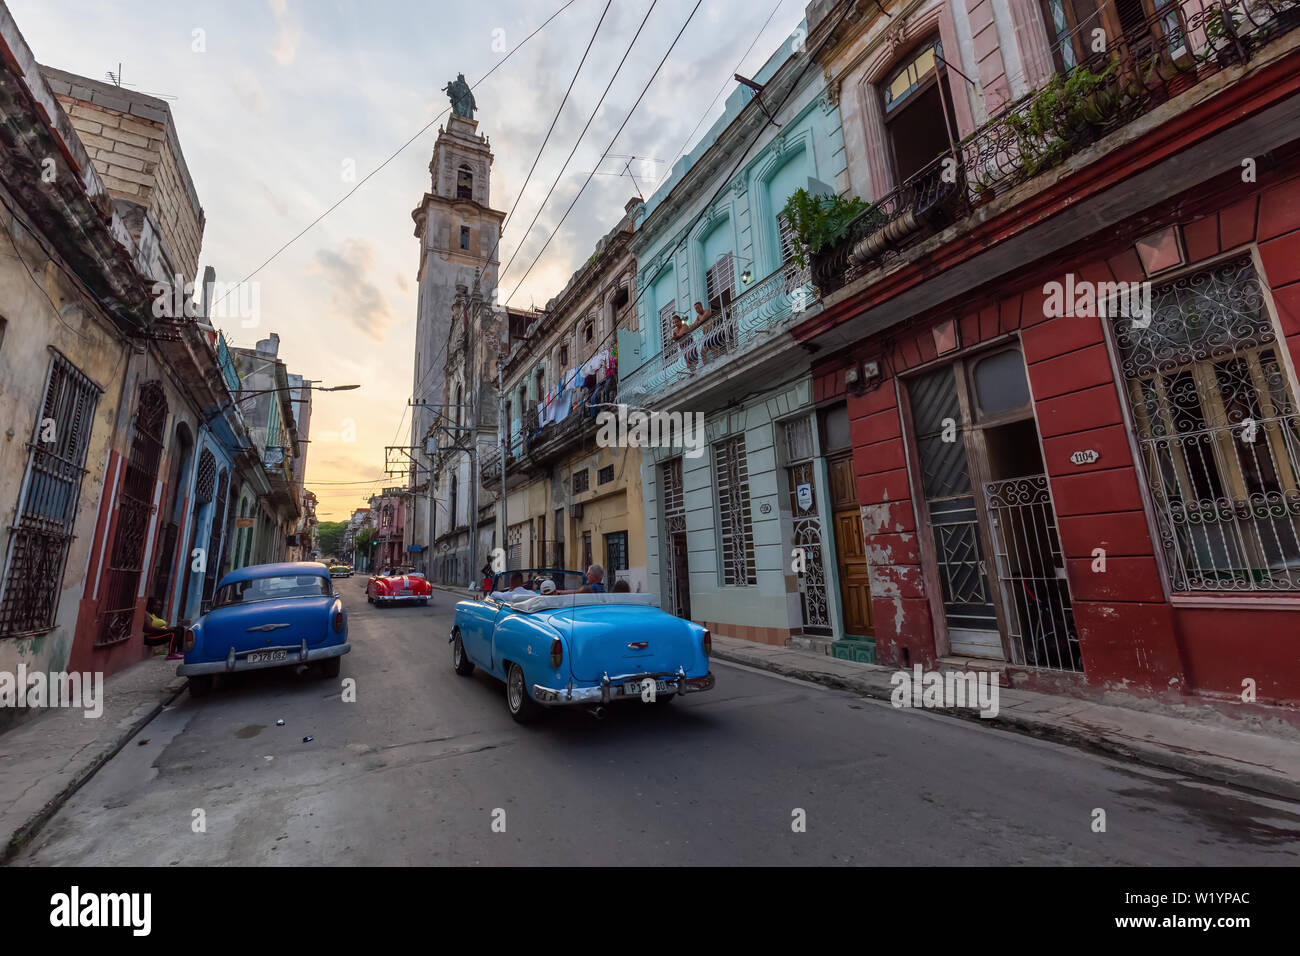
[622,21,859,646]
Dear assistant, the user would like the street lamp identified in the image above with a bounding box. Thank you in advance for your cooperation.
[204,383,361,426]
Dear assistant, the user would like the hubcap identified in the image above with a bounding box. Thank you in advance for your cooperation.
[508,667,523,711]
[453,636,462,666]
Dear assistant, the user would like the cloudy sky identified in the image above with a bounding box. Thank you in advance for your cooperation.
[12,0,805,520]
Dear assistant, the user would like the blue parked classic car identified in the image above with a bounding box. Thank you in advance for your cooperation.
[450,570,714,722]
[176,561,350,697]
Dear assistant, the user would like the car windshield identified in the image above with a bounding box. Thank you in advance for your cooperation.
[213,574,331,607]
[486,570,593,599]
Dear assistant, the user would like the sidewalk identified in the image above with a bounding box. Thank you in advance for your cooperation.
[0,653,186,862]
[711,634,1300,801]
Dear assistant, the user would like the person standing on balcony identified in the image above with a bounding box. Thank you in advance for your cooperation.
[694,301,724,362]
[673,313,699,369]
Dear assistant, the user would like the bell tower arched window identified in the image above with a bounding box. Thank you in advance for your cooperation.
[457,164,473,200]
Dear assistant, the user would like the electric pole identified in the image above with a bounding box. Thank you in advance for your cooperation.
[465,285,479,588]
[498,347,507,565]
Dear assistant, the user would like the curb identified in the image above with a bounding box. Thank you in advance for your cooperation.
[2,677,189,864]
[713,648,1300,803]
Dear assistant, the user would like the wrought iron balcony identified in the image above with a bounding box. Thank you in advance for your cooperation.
[812,0,1300,296]
[619,263,817,405]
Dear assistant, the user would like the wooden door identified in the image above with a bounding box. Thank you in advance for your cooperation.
[828,452,874,637]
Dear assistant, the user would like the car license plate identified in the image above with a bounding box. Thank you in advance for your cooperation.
[247,650,287,664]
[624,679,668,696]
[399,589,412,595]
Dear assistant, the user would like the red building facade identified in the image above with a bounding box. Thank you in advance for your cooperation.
[799,1,1300,712]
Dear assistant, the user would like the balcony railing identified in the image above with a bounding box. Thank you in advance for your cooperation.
[813,0,1300,295]
[620,262,816,404]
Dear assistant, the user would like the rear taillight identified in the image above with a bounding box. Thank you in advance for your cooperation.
[333,611,344,633]
[550,637,563,669]
[183,628,195,652]
[702,629,711,657]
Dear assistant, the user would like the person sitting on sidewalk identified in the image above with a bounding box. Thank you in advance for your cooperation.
[142,598,182,660]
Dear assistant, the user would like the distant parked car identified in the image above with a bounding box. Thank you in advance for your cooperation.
[450,569,714,722]
[177,562,350,697]
[329,565,352,578]
[367,568,432,606]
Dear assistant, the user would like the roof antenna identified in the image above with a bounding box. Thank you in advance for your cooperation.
[106,63,122,86]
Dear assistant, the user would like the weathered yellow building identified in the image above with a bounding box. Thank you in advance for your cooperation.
[484,201,646,589]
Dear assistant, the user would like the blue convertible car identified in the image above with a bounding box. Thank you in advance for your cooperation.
[450,570,714,722]
[177,562,350,697]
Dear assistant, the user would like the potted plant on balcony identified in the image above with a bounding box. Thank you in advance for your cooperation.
[1006,59,1144,178]
[1202,4,1252,67]
[781,188,870,269]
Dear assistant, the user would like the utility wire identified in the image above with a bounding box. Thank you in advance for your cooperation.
[210,0,581,312]
[497,0,663,285]
[501,0,614,236]
[404,0,615,416]
[510,2,839,425]
[501,0,705,306]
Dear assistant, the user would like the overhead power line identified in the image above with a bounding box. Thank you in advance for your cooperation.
[501,0,705,306]
[210,0,582,312]
[496,0,664,285]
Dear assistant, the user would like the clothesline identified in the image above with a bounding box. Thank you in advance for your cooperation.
[534,347,617,429]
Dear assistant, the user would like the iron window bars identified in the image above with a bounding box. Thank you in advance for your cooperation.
[0,352,102,637]
[715,434,757,586]
[1113,255,1300,591]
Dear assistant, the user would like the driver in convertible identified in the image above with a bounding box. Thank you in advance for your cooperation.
[490,571,536,602]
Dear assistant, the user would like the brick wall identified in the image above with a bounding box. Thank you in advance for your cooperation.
[47,79,204,280]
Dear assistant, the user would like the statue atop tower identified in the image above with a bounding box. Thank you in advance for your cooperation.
[442,73,476,119]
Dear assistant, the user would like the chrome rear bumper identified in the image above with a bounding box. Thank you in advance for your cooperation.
[532,668,715,705]
[177,640,350,676]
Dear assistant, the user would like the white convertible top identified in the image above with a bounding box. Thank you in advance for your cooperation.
[499,592,661,613]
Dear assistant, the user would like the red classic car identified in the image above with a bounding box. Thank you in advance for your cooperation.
[367,568,432,607]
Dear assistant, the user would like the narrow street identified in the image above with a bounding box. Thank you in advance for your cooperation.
[17,580,1300,867]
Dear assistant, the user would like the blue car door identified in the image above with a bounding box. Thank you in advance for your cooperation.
[461,598,504,670]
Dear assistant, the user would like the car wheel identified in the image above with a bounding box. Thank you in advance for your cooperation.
[506,662,540,724]
[319,656,341,679]
[452,630,475,676]
[188,675,213,698]
[420,599,429,607]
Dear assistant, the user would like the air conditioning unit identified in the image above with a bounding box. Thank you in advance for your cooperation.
[572,503,584,520]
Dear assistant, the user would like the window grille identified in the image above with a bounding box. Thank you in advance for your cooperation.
[0,352,101,636]
[659,299,677,356]
[716,435,757,586]
[605,531,629,572]
[706,253,735,315]
[598,464,614,485]
[573,469,589,493]
[1112,255,1300,591]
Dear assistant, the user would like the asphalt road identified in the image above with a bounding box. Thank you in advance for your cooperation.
[17,577,1300,865]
